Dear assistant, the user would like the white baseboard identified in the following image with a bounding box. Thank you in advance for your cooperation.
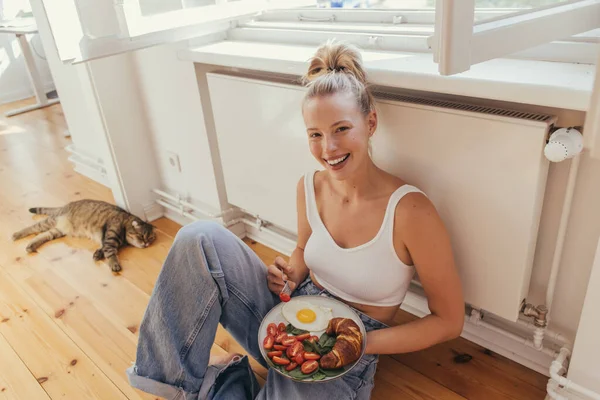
[72,164,109,187]
[244,224,295,256]
[0,83,56,105]
[164,209,196,227]
[142,202,164,222]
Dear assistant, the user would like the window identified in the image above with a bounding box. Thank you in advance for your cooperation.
[38,0,599,73]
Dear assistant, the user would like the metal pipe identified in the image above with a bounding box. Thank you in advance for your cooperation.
[469,310,557,357]
[549,347,600,400]
[153,188,234,219]
[226,217,297,249]
[546,154,581,314]
[156,199,200,221]
[515,318,569,345]
[547,380,569,400]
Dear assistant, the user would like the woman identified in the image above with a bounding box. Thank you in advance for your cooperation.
[127,40,464,400]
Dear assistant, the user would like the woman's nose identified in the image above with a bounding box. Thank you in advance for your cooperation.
[323,136,338,153]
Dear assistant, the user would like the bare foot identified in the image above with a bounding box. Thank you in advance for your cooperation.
[208,352,242,366]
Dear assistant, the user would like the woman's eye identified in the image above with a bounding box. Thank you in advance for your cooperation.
[310,132,321,138]
[336,126,349,133]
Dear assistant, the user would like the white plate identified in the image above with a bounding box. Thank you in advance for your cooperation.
[258,295,367,383]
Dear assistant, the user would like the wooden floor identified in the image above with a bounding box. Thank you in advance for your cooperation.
[0,99,548,400]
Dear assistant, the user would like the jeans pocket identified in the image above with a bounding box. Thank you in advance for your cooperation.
[342,354,378,393]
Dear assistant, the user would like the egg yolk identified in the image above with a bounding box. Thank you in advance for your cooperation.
[296,308,316,323]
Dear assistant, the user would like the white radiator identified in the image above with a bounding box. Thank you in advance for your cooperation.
[207,72,555,322]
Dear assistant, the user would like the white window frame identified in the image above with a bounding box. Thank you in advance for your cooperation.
[38,0,599,69]
[37,0,313,64]
[433,0,600,75]
[229,6,599,67]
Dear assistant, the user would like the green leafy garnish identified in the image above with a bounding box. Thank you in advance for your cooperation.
[303,340,317,353]
[312,371,327,381]
[287,367,317,379]
[318,333,336,352]
[285,323,309,336]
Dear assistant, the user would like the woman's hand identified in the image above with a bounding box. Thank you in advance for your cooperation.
[267,256,298,295]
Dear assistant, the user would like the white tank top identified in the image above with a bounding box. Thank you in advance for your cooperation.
[303,170,423,307]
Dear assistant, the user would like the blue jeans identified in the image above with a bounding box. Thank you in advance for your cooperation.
[127,221,388,400]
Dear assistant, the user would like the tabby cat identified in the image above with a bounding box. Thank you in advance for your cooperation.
[12,199,156,272]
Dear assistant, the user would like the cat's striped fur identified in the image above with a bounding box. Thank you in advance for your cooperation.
[12,199,156,272]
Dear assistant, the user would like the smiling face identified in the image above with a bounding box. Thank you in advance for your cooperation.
[303,91,377,180]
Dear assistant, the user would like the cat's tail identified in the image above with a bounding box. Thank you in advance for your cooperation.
[29,207,62,216]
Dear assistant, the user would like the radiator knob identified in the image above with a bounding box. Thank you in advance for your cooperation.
[544,128,583,162]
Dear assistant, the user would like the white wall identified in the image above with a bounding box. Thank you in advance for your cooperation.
[567,237,600,394]
[132,43,224,212]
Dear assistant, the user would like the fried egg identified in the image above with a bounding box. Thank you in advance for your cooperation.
[281,300,333,332]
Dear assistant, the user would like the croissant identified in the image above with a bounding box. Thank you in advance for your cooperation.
[319,318,363,369]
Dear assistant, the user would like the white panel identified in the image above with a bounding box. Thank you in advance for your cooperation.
[207,73,319,232]
[207,72,552,321]
[372,97,551,322]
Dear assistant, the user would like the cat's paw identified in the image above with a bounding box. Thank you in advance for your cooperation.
[110,261,122,273]
[93,249,104,261]
[25,244,37,253]
[12,232,21,241]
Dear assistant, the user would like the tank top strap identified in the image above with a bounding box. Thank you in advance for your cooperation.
[304,170,320,230]
[380,184,427,243]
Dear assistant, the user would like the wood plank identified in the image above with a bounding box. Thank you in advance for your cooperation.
[0,270,128,400]
[0,334,52,400]
[391,312,547,400]
[372,355,467,400]
[24,268,156,400]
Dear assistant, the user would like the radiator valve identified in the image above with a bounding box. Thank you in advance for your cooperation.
[521,302,548,328]
[544,127,583,162]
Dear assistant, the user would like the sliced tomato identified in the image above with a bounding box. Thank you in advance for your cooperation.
[287,341,303,358]
[285,362,299,371]
[267,350,283,358]
[295,353,305,365]
[275,332,288,343]
[273,344,287,351]
[295,333,310,341]
[303,352,321,360]
[278,322,287,332]
[301,360,319,374]
[279,292,291,302]
[267,323,278,337]
[272,356,291,365]
[263,335,275,350]
[281,336,297,346]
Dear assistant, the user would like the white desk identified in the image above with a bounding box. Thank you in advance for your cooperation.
[0,19,60,117]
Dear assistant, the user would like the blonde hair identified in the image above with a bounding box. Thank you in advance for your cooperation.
[302,40,375,116]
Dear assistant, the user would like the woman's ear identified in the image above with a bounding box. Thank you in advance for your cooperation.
[368,110,378,136]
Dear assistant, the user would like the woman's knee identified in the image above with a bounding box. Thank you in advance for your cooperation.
[175,220,231,248]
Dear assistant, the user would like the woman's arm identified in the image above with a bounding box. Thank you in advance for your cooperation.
[267,177,311,292]
[365,193,464,355]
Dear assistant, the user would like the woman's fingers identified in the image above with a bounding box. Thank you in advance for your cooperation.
[267,264,286,293]
[274,256,293,275]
